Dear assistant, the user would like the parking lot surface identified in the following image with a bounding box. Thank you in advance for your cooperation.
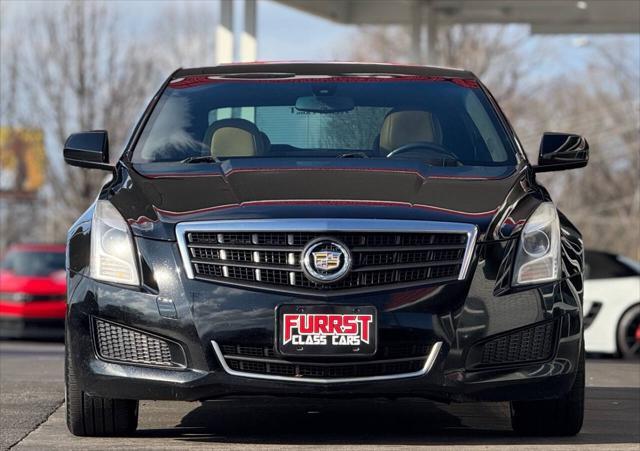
[1,341,639,450]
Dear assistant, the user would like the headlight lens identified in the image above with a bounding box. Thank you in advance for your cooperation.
[513,202,561,285]
[90,200,140,286]
[522,229,550,257]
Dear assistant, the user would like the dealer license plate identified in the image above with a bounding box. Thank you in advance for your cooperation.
[277,305,377,356]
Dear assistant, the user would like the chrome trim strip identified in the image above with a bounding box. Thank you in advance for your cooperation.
[222,354,429,366]
[212,340,443,384]
[176,219,478,281]
[459,225,478,281]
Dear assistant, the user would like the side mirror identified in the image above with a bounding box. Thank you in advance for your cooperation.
[534,132,589,173]
[63,130,112,170]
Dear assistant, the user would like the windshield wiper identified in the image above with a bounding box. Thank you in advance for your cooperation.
[337,152,369,158]
[180,155,221,164]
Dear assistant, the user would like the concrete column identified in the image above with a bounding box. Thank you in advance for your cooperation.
[411,0,424,64]
[216,0,234,64]
[240,0,257,62]
[425,0,439,65]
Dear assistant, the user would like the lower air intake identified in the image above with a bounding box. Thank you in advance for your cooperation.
[467,319,558,369]
[94,319,184,367]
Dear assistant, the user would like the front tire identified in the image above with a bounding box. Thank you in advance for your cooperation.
[65,348,139,436]
[510,343,585,436]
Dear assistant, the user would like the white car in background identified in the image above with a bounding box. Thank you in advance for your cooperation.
[584,250,640,359]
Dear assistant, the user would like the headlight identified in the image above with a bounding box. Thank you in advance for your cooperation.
[513,202,561,285]
[90,200,140,286]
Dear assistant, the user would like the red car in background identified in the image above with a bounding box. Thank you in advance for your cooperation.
[0,244,66,339]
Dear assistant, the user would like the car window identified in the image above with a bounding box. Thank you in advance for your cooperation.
[133,75,517,166]
[0,250,66,276]
[585,251,639,279]
[208,105,389,151]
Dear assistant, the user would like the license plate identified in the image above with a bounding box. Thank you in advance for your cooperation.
[277,305,377,356]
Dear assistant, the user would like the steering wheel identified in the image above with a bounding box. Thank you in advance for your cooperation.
[386,141,461,165]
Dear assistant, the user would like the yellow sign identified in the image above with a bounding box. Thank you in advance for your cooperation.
[0,127,46,195]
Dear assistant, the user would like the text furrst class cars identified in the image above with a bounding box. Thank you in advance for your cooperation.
[63,62,589,437]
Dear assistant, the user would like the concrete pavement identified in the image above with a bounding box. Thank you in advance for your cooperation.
[0,341,64,451]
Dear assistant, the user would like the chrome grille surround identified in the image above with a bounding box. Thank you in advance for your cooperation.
[176,219,477,296]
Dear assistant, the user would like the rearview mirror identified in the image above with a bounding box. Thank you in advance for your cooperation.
[63,131,112,170]
[295,95,355,113]
[534,132,589,173]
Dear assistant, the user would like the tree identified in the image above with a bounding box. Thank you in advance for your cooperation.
[149,1,218,71]
[3,1,157,241]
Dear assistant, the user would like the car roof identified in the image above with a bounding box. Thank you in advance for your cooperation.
[174,61,475,79]
[7,243,66,253]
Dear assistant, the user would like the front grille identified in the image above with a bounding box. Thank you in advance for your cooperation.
[467,320,558,369]
[178,220,475,295]
[215,341,440,382]
[94,319,183,367]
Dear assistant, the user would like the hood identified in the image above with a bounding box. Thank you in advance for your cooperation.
[109,159,533,242]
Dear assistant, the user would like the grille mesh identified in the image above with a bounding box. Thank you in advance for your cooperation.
[95,319,174,367]
[185,229,469,294]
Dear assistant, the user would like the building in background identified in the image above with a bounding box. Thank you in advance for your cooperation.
[0,127,46,198]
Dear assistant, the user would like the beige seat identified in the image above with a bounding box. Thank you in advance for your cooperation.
[204,118,264,158]
[379,110,442,154]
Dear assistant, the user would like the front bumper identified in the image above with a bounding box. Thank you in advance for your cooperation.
[66,238,583,403]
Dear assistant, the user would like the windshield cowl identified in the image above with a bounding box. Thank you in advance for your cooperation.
[132,158,517,181]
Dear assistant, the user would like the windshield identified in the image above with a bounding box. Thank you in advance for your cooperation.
[0,250,66,276]
[132,75,516,166]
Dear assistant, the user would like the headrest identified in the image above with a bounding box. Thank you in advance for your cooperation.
[379,110,440,153]
[205,118,263,157]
